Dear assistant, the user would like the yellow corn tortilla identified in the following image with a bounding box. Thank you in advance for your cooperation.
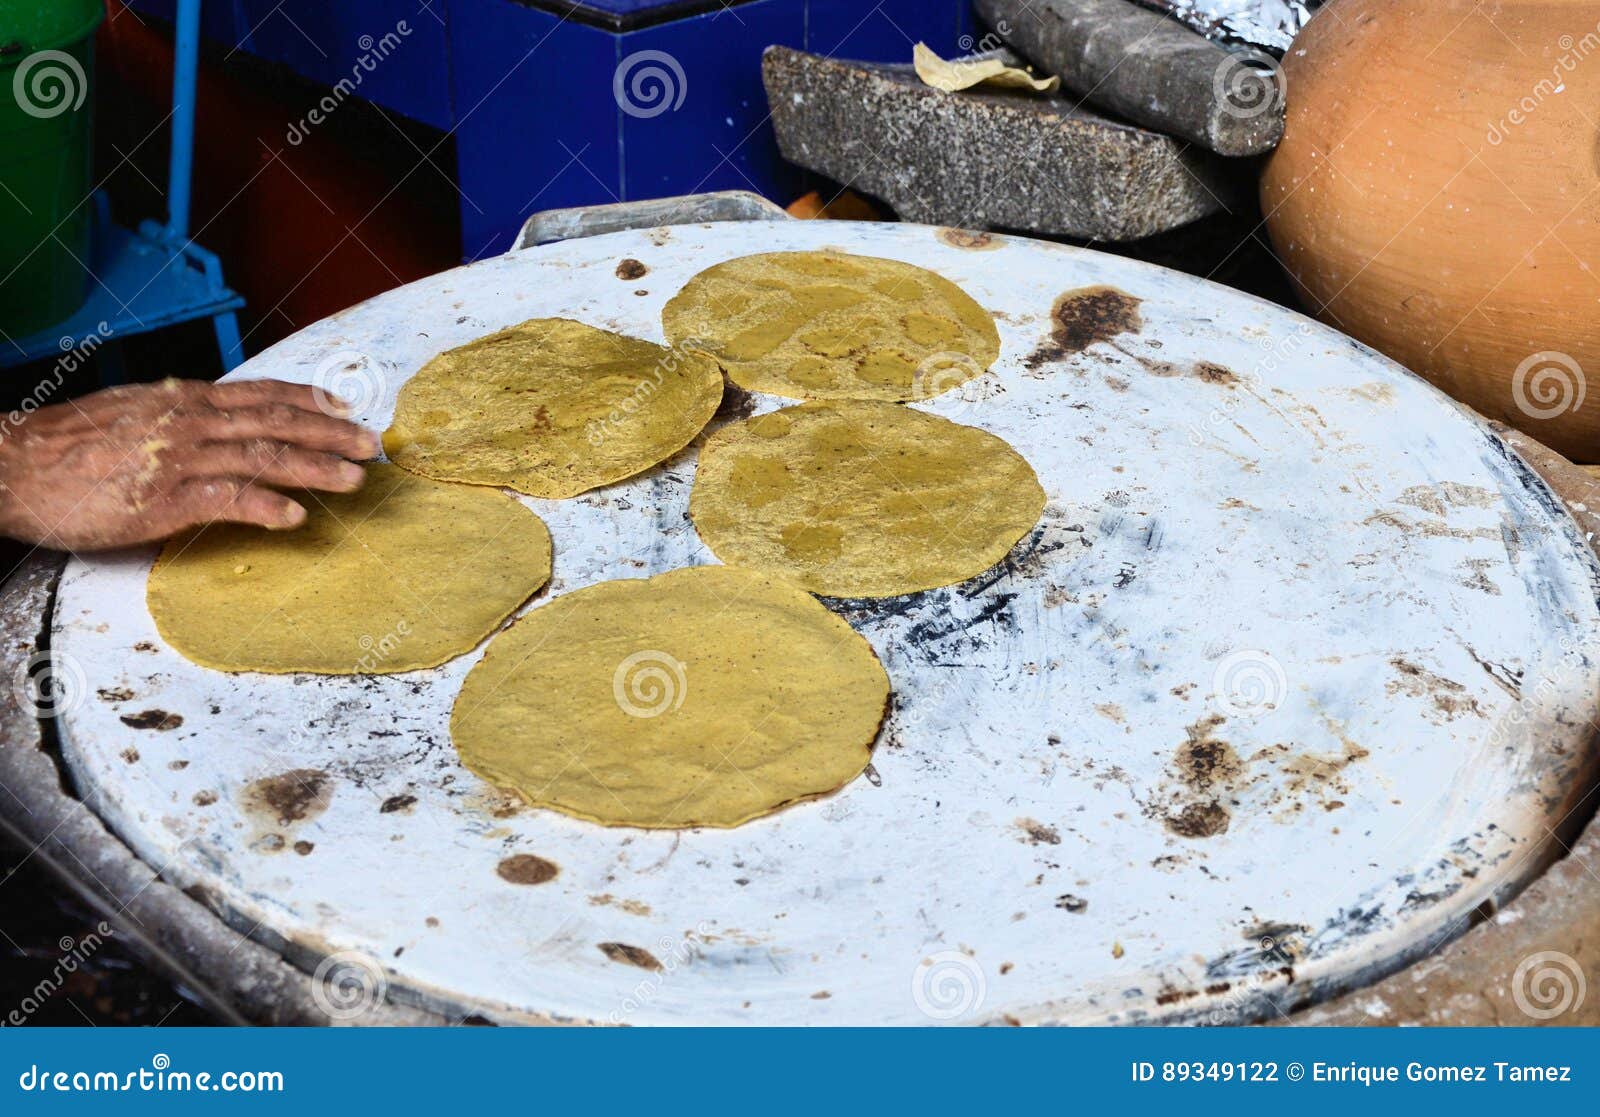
[661,250,1000,402]
[689,400,1046,598]
[147,463,551,674]
[451,565,890,829]
[383,317,723,499]
[912,43,1060,94]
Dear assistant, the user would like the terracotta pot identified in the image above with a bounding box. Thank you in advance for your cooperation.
[1262,0,1600,460]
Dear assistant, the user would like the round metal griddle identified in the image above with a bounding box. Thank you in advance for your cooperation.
[50,220,1600,1025]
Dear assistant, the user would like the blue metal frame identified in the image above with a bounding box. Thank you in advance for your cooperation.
[1,0,246,376]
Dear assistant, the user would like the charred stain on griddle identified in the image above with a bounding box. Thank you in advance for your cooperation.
[120,709,182,731]
[937,227,998,250]
[1025,286,1143,370]
[97,686,133,702]
[242,769,332,828]
[1055,893,1088,913]
[1166,800,1231,838]
[598,942,664,971]
[615,258,648,280]
[715,382,756,422]
[192,790,217,807]
[380,794,418,814]
[496,853,559,885]
[1016,817,1061,845]
[1174,715,1242,790]
[1194,361,1240,386]
[293,840,315,856]
[133,641,157,653]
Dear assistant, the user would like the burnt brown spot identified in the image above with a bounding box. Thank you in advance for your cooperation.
[1174,716,1242,790]
[496,854,559,885]
[133,641,157,653]
[1026,286,1143,370]
[1194,361,1239,386]
[938,227,998,250]
[1055,894,1088,913]
[380,794,417,814]
[167,759,188,771]
[715,382,756,422]
[97,687,133,702]
[120,748,139,764]
[120,709,182,731]
[242,769,332,827]
[1166,800,1231,838]
[1015,817,1061,845]
[615,258,648,280]
[293,840,315,856]
[192,790,217,807]
[598,942,663,971]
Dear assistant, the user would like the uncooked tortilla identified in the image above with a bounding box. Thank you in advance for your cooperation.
[689,401,1046,597]
[383,317,723,499]
[451,565,890,829]
[147,463,551,674]
[661,251,1000,402]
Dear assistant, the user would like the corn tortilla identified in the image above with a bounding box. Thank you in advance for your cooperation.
[662,251,999,402]
[689,401,1046,597]
[451,565,890,829]
[384,317,723,499]
[147,464,551,674]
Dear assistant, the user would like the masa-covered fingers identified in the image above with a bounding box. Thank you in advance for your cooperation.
[168,477,307,532]
[189,403,380,461]
[180,440,366,493]
[206,378,349,416]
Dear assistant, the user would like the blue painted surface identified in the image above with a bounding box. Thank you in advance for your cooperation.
[127,0,972,258]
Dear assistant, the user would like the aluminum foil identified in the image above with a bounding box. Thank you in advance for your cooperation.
[1134,0,1321,54]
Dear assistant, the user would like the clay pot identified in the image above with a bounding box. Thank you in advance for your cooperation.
[1262,0,1600,460]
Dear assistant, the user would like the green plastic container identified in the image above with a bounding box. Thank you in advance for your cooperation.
[0,0,104,339]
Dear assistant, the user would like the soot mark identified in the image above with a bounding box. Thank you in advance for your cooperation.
[97,687,133,702]
[380,794,417,814]
[1016,818,1061,846]
[120,709,182,731]
[1026,286,1143,370]
[599,942,664,971]
[937,227,999,250]
[497,854,559,885]
[615,258,648,280]
[1165,800,1231,838]
[242,769,332,828]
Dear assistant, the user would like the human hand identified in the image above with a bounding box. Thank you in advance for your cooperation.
[0,378,380,551]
